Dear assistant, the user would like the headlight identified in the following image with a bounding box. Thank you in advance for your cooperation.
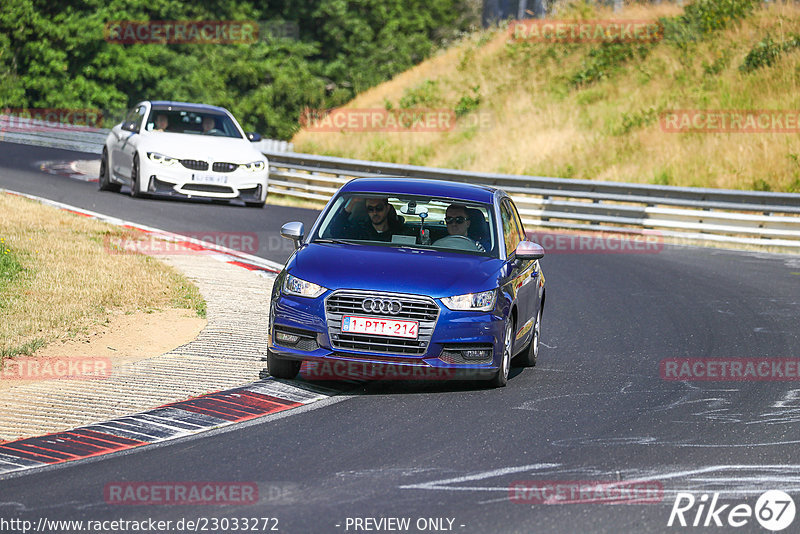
[243,160,266,172]
[146,152,179,166]
[283,274,327,298]
[441,289,496,311]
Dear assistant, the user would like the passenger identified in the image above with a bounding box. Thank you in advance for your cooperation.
[201,116,217,134]
[330,196,404,242]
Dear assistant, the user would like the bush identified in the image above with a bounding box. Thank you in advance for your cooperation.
[454,85,481,117]
[399,80,443,108]
[740,34,800,73]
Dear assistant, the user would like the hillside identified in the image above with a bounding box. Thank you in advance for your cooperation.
[292,0,800,192]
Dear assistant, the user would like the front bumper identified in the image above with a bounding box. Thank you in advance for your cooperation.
[139,158,268,202]
[268,290,506,380]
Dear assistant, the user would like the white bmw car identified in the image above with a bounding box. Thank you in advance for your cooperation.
[100,101,269,207]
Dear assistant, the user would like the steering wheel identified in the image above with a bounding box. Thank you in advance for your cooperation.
[432,234,482,251]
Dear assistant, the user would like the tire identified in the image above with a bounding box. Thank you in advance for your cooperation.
[98,148,120,192]
[129,154,144,198]
[488,319,513,388]
[515,305,541,368]
[267,351,301,379]
[245,200,265,208]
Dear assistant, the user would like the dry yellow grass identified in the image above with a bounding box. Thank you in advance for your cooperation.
[293,1,800,192]
[0,193,205,360]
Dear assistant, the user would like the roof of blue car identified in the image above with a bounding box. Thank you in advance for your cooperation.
[340,177,498,203]
[148,101,229,114]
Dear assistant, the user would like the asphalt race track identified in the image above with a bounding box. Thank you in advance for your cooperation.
[1,141,799,533]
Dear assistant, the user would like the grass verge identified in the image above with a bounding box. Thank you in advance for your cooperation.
[0,193,205,361]
[292,0,800,192]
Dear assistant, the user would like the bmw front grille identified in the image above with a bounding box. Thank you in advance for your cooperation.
[325,290,439,356]
[180,159,209,171]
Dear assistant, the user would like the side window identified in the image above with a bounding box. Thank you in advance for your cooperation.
[500,200,522,257]
[509,200,527,242]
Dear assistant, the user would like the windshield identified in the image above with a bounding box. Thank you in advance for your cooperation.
[145,107,243,138]
[313,193,497,257]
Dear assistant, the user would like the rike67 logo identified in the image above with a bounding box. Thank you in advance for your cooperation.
[668,490,796,531]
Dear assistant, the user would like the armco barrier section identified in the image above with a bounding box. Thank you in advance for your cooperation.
[2,118,798,249]
[262,151,800,249]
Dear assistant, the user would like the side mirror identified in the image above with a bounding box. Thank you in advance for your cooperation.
[515,240,545,260]
[280,221,305,250]
[247,132,262,142]
[122,121,138,132]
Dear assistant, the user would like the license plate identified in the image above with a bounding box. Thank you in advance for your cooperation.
[192,174,227,184]
[341,315,418,339]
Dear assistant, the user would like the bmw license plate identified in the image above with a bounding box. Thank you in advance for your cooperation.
[341,315,418,339]
[192,174,227,184]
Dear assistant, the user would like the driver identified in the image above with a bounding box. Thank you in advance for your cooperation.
[445,204,471,237]
[154,113,169,132]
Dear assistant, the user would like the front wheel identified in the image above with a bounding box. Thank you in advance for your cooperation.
[98,148,120,192]
[267,351,301,379]
[129,154,144,198]
[488,319,513,388]
[515,306,541,368]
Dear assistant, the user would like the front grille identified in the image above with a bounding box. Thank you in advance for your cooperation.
[325,290,439,356]
[180,159,208,171]
[212,162,238,173]
[182,183,234,193]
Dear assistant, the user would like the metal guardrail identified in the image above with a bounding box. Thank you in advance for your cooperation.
[3,120,798,249]
[263,151,800,250]
[0,122,293,155]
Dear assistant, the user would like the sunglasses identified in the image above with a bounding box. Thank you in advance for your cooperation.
[366,204,386,213]
[445,216,467,224]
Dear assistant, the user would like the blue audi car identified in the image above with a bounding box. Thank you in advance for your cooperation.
[267,178,546,387]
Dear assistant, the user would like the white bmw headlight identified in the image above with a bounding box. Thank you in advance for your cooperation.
[283,274,327,298]
[146,152,179,166]
[441,289,497,311]
[243,160,266,172]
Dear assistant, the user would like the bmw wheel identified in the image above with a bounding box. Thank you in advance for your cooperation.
[98,148,120,192]
[129,154,144,198]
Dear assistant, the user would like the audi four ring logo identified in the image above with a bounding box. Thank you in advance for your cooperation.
[362,298,403,315]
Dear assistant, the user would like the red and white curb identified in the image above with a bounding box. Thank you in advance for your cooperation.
[0,379,337,476]
[38,160,95,181]
[0,189,310,476]
[1,188,283,276]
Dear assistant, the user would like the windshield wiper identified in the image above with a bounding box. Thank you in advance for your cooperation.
[312,238,356,245]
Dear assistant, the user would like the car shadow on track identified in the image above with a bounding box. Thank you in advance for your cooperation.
[287,367,528,395]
